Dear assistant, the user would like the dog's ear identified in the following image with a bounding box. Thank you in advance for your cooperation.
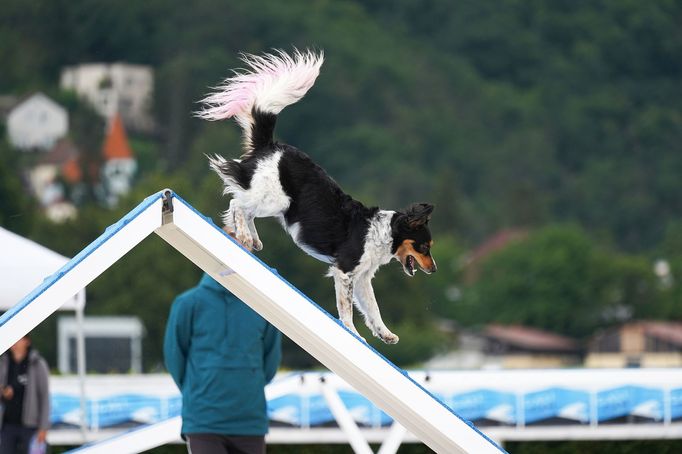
[405,203,434,229]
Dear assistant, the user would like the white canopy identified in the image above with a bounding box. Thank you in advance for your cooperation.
[0,226,85,311]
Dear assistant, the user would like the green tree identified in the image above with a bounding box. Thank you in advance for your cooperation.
[458,225,657,338]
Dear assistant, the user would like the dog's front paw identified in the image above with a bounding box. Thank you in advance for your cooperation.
[252,238,263,251]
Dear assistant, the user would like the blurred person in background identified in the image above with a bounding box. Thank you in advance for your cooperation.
[0,334,50,454]
[164,268,282,454]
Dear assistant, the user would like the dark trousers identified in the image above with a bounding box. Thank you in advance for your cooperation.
[0,424,36,454]
[186,434,265,454]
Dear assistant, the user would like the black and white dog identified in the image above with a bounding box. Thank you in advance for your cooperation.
[197,50,436,344]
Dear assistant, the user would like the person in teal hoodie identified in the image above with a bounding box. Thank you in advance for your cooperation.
[164,273,281,454]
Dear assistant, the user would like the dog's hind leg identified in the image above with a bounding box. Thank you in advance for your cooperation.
[353,276,399,344]
[246,216,263,251]
[231,203,254,250]
[330,268,364,341]
[222,199,238,236]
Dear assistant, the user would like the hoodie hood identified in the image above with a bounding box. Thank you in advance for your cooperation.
[198,273,232,294]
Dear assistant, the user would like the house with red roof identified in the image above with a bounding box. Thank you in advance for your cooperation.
[425,323,582,369]
[25,138,81,221]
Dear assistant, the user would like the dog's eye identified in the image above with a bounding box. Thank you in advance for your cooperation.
[419,245,429,254]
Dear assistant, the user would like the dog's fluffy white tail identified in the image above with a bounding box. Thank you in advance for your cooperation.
[196,49,324,153]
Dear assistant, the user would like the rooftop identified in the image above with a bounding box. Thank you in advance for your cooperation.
[484,324,579,352]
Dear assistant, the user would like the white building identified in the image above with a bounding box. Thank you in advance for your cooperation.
[58,316,144,374]
[7,93,69,151]
[60,63,154,131]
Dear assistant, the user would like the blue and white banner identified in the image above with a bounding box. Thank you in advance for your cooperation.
[49,370,682,430]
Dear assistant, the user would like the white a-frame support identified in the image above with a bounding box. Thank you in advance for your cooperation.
[0,190,505,454]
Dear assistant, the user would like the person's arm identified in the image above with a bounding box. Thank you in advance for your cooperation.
[164,297,193,389]
[36,357,50,441]
[0,357,11,404]
[1,385,13,401]
[262,322,282,384]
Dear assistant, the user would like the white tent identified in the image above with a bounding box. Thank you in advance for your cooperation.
[0,226,87,434]
[0,226,85,311]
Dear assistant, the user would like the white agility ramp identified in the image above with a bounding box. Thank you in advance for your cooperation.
[0,190,505,454]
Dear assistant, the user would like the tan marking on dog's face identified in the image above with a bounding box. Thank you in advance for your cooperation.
[395,239,437,276]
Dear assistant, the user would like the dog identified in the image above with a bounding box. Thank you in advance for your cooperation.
[197,49,436,344]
